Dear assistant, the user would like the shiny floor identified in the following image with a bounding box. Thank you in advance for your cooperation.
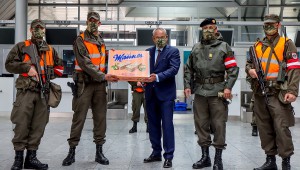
[1,112,300,170]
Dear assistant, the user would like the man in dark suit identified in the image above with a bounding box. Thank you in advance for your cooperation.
[143,28,181,168]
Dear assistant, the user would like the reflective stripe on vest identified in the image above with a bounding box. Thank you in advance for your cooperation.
[21,40,54,83]
[255,37,286,80]
[75,33,106,73]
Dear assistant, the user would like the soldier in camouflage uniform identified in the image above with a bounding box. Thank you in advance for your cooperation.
[246,14,300,170]
[62,12,118,166]
[5,19,64,170]
[184,18,239,170]
[128,81,148,133]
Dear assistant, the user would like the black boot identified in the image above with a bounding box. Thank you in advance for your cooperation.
[252,124,258,136]
[62,147,76,166]
[129,122,137,133]
[282,157,291,170]
[24,150,48,170]
[11,151,24,170]
[253,155,277,170]
[192,146,211,169]
[95,144,109,165]
[213,148,223,170]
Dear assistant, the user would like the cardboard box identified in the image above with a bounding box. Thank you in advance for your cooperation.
[108,50,150,81]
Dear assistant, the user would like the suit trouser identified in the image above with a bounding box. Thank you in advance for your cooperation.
[131,91,147,123]
[68,82,107,147]
[253,93,294,158]
[193,95,228,149]
[11,90,49,151]
[146,94,175,160]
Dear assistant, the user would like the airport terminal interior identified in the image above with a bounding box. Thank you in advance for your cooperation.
[1,0,300,169]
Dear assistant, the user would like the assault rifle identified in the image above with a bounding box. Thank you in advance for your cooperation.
[249,46,269,104]
[23,44,46,99]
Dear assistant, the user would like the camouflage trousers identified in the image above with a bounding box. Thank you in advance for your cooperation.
[67,82,107,147]
[11,90,49,151]
[253,93,295,158]
[131,91,148,123]
[193,95,228,149]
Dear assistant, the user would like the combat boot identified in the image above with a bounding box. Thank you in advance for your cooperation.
[62,147,76,166]
[252,124,258,136]
[11,150,24,170]
[282,157,291,170]
[192,146,211,169]
[129,122,137,133]
[24,150,48,170]
[213,148,223,170]
[95,144,109,165]
[253,155,277,170]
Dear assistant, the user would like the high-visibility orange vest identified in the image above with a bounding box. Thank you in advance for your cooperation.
[255,37,287,80]
[74,33,106,73]
[135,87,144,93]
[21,40,53,83]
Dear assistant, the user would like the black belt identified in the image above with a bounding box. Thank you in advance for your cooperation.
[196,76,224,84]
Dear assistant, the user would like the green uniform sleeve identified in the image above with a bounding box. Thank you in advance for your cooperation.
[5,42,31,74]
[183,49,194,90]
[73,36,106,82]
[285,40,300,96]
[224,44,239,89]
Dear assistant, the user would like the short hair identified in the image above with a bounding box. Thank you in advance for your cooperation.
[152,28,167,36]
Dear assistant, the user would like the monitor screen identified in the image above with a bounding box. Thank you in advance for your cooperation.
[199,29,234,46]
[136,28,171,46]
[46,28,77,45]
[0,28,15,44]
[294,30,300,47]
[62,50,75,76]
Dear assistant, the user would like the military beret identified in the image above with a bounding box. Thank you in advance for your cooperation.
[200,18,217,27]
[264,14,280,23]
[31,19,45,28]
[87,11,100,20]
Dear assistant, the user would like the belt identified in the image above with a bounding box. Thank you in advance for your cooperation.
[196,76,225,84]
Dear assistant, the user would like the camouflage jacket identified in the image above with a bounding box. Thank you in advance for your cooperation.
[73,30,106,82]
[184,33,239,96]
[5,38,63,89]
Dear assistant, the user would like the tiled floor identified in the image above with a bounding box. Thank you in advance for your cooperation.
[0,112,300,170]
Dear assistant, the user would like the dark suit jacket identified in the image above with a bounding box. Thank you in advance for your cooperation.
[144,45,180,101]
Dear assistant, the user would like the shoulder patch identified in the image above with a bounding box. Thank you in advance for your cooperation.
[292,52,298,59]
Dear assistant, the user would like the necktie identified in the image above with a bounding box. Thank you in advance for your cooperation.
[155,49,161,66]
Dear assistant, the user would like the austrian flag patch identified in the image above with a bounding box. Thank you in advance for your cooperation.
[224,57,237,69]
[292,52,298,59]
[287,58,300,70]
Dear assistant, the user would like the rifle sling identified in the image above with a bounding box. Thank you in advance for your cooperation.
[264,47,273,80]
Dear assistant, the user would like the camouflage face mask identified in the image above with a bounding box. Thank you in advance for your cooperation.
[156,38,167,48]
[87,21,98,33]
[202,29,216,40]
[32,27,45,39]
[263,24,278,36]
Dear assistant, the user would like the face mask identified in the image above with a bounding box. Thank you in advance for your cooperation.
[87,21,99,33]
[32,27,45,39]
[263,24,278,36]
[202,29,216,40]
[156,38,167,48]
